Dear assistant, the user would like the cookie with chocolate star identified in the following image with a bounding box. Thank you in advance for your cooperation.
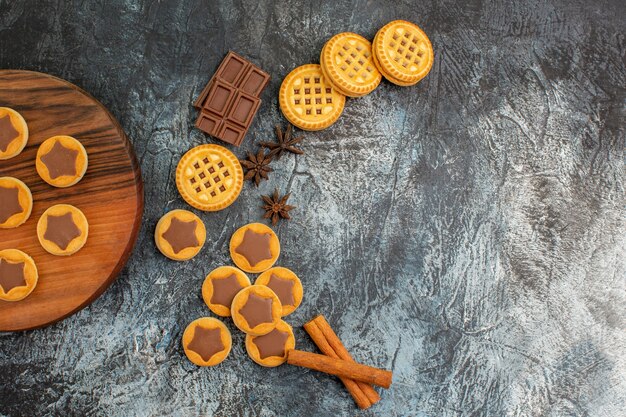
[0,249,38,302]
[182,317,232,366]
[155,209,206,261]
[36,135,88,188]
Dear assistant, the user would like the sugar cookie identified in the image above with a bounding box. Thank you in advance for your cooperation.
[155,209,206,261]
[255,267,303,317]
[373,20,434,86]
[37,204,88,256]
[279,64,346,131]
[245,320,295,367]
[182,317,232,366]
[202,266,251,316]
[36,135,88,188]
[321,32,381,97]
[0,249,38,302]
[231,285,282,336]
[0,107,28,160]
[176,144,243,212]
[0,177,32,229]
[229,222,280,273]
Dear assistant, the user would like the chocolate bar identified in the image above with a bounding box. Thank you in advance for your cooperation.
[194,51,270,146]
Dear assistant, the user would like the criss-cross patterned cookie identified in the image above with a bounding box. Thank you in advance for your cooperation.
[279,64,346,131]
[321,32,381,97]
[373,20,434,86]
[176,144,243,212]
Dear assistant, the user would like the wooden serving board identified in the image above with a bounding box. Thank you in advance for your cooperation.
[0,70,143,331]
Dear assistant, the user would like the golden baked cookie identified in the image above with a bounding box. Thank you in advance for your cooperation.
[245,319,295,367]
[0,249,38,302]
[255,267,303,317]
[0,107,28,160]
[176,144,243,212]
[35,135,88,188]
[0,177,33,229]
[320,32,381,97]
[279,64,346,131]
[37,204,88,256]
[229,222,280,273]
[371,35,416,87]
[231,285,282,336]
[155,209,206,261]
[373,20,434,86]
[182,317,232,366]
[202,266,251,317]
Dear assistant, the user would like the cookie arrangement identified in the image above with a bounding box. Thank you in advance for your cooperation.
[182,222,299,367]
[280,20,434,131]
[154,17,432,410]
[0,107,90,302]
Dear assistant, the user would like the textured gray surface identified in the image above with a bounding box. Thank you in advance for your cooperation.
[0,0,625,416]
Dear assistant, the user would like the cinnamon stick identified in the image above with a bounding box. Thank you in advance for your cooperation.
[287,350,393,389]
[304,316,381,409]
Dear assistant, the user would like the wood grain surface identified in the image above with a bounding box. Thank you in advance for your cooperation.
[0,70,143,331]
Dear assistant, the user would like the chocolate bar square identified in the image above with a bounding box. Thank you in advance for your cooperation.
[227,91,260,128]
[193,51,270,147]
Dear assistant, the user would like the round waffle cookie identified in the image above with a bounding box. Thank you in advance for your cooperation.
[279,64,346,131]
[176,144,243,212]
[320,32,381,97]
[373,20,434,86]
[0,107,28,160]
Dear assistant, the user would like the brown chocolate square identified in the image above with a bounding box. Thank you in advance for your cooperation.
[226,91,260,128]
[217,122,246,146]
[203,81,236,117]
[195,112,222,135]
[216,52,250,86]
[239,67,270,97]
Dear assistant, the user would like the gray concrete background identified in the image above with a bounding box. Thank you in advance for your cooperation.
[0,0,624,416]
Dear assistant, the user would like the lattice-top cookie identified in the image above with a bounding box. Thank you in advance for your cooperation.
[321,32,381,97]
[373,20,433,85]
[176,144,243,211]
[279,64,346,131]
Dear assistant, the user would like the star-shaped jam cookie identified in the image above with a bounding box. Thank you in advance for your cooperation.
[0,115,19,153]
[253,328,290,359]
[40,140,79,179]
[187,326,225,362]
[238,293,273,328]
[235,229,272,267]
[44,212,82,250]
[210,274,244,307]
[0,186,23,224]
[0,258,26,293]
[161,217,199,254]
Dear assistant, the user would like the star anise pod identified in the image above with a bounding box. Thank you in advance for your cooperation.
[260,124,304,159]
[240,149,273,186]
[262,189,295,225]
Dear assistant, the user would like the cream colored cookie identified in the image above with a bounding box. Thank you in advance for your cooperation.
[373,20,434,86]
[0,177,32,229]
[202,266,251,316]
[229,222,280,273]
[176,144,243,212]
[231,285,282,336]
[155,209,206,261]
[0,249,38,302]
[0,107,28,160]
[182,317,232,366]
[255,267,303,317]
[321,32,381,97]
[37,204,88,256]
[245,320,296,367]
[36,135,88,188]
[279,64,346,131]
